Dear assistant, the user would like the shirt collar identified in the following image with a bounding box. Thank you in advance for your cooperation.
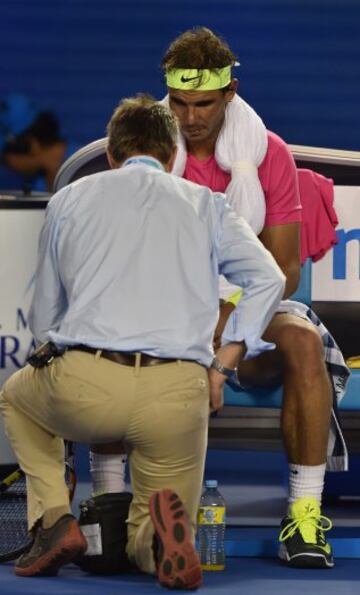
[122,155,165,171]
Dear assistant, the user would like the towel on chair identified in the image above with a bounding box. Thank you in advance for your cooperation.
[297,169,338,264]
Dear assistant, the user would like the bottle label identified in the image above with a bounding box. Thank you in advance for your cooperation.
[198,506,225,524]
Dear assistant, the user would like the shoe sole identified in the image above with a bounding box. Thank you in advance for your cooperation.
[15,520,87,577]
[149,489,202,590]
[278,544,334,569]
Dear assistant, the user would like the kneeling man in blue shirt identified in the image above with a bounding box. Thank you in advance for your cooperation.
[0,95,285,588]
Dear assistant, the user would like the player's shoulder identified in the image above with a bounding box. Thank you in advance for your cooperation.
[261,130,296,174]
[267,130,290,153]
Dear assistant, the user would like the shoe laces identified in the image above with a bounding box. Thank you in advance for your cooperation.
[279,510,332,544]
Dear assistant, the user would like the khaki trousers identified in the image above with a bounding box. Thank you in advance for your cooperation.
[0,350,209,574]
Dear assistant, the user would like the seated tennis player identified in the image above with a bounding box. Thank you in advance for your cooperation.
[90,27,348,570]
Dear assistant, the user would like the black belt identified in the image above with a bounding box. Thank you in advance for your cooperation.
[67,345,178,367]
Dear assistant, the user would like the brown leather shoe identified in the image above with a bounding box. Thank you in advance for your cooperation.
[15,514,87,577]
[149,489,202,590]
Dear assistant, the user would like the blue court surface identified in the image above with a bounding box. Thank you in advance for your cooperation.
[1,556,360,595]
[2,448,360,594]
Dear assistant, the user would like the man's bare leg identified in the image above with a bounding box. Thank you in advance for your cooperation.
[237,312,334,567]
[237,313,332,466]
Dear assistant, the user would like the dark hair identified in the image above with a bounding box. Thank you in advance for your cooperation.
[3,111,61,156]
[162,27,237,72]
[107,94,178,165]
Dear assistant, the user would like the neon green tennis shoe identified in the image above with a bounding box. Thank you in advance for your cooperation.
[278,496,334,568]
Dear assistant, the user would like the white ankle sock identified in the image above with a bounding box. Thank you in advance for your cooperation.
[288,462,326,506]
[89,452,128,496]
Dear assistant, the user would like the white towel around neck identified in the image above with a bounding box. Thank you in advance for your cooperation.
[160,93,268,235]
[160,94,268,300]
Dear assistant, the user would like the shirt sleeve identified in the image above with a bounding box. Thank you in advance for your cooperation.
[214,197,286,359]
[28,190,69,344]
[259,132,302,227]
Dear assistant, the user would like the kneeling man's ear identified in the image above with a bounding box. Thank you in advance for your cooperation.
[106,149,121,170]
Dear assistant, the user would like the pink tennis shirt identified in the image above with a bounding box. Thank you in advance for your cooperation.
[183,130,302,228]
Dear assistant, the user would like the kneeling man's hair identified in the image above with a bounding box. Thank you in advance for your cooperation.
[107,94,178,165]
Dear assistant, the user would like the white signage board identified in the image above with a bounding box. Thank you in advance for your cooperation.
[0,209,45,463]
[312,186,360,302]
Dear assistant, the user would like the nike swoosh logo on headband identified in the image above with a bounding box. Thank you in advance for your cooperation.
[180,75,201,83]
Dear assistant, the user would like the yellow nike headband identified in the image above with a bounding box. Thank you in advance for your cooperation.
[166,66,233,91]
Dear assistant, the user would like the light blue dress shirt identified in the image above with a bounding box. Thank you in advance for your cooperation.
[29,156,285,367]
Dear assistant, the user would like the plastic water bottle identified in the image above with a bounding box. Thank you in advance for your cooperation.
[197,479,226,570]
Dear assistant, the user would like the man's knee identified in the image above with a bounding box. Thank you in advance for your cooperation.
[276,322,324,367]
[0,372,19,407]
[0,367,28,406]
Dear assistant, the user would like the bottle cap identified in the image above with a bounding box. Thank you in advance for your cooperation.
[205,480,218,488]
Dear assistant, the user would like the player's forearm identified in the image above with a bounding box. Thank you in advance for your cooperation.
[282,262,301,299]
